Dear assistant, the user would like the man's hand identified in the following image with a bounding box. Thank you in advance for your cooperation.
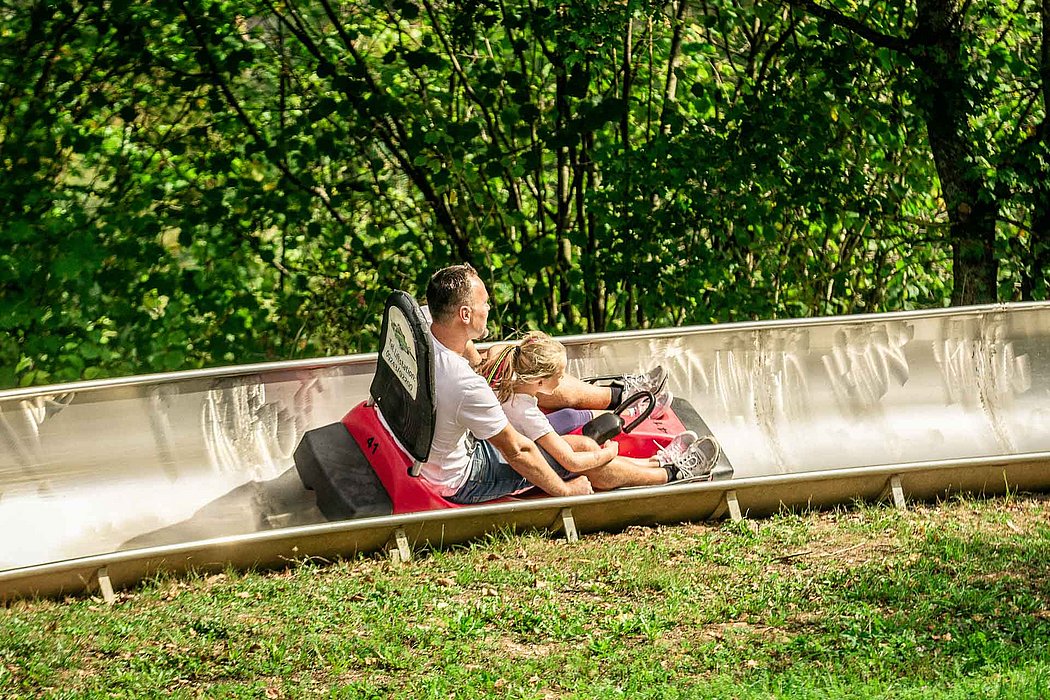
[488,424,591,497]
[562,475,593,496]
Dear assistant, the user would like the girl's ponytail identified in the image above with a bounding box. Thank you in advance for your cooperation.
[477,331,567,402]
[481,344,518,402]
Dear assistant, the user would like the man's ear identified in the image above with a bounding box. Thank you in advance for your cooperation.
[458,305,470,324]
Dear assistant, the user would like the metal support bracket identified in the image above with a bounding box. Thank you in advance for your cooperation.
[387,527,412,564]
[725,490,743,522]
[97,567,116,605]
[711,489,744,522]
[705,491,747,522]
[560,508,578,543]
[881,474,906,510]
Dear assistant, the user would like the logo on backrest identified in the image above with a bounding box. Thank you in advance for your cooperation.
[382,306,418,399]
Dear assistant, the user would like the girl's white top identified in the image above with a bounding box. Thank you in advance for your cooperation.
[501,393,554,442]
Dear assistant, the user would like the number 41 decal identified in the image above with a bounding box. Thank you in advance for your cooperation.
[366,436,379,455]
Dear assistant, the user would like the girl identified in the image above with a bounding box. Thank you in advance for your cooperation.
[477,331,717,486]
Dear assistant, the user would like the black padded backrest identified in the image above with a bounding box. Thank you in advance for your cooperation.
[369,291,435,463]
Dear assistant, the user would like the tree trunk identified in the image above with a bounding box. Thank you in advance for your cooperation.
[926,119,999,306]
[789,0,1001,305]
[913,0,998,305]
[659,0,689,134]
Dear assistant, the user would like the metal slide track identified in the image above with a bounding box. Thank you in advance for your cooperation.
[3,302,1049,601]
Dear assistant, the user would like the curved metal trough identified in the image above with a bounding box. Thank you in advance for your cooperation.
[2,302,1049,601]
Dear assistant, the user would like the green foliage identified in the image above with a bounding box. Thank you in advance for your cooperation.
[0,0,1046,387]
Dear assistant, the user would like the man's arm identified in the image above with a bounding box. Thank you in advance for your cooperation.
[486,425,593,497]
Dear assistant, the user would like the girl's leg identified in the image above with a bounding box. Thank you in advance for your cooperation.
[537,374,613,411]
[587,457,668,490]
[618,455,660,469]
[560,434,667,489]
[545,408,594,435]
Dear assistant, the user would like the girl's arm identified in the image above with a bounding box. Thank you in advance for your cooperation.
[465,340,485,368]
[536,430,618,473]
[471,340,514,371]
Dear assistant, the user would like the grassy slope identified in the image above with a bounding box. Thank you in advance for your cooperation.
[2,493,1049,699]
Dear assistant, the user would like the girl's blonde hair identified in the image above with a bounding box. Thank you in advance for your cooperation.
[477,330,567,402]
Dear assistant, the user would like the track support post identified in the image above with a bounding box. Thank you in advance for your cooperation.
[387,527,412,564]
[96,567,116,605]
[709,489,745,523]
[726,490,743,522]
[560,508,579,543]
[881,475,906,510]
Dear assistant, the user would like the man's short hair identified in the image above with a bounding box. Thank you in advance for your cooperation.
[426,263,479,323]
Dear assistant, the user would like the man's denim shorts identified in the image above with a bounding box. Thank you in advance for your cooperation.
[447,438,578,505]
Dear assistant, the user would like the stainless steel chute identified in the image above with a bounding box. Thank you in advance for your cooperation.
[3,302,1049,600]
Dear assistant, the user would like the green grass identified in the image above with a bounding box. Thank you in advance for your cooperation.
[2,494,1049,698]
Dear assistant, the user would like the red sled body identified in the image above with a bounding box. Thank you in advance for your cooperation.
[293,291,732,522]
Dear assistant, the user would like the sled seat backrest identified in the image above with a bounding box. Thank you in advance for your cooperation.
[368,290,436,468]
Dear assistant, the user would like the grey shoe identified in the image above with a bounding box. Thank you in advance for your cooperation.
[650,388,673,419]
[667,435,721,482]
[621,366,668,398]
[655,430,698,467]
[622,388,673,421]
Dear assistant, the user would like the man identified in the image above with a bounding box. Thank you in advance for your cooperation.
[421,263,677,504]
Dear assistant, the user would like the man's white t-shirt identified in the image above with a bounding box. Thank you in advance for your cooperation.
[421,331,508,495]
[501,393,554,443]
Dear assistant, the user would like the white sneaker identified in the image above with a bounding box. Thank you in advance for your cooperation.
[622,388,673,421]
[668,435,721,482]
[621,366,668,397]
[655,430,698,467]
[650,388,672,418]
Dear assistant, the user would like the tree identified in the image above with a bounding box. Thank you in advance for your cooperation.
[787,0,1049,305]
[2,0,1045,388]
